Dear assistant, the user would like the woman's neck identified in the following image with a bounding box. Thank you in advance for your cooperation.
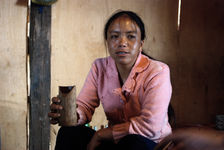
[115,52,140,85]
[116,64,133,85]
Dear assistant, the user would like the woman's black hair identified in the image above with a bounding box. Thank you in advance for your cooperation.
[104,10,146,41]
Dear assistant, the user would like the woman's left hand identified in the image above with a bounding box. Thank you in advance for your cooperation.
[87,127,113,150]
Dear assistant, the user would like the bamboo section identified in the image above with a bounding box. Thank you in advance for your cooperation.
[58,86,77,126]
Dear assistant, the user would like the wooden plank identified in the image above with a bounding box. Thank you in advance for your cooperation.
[175,0,224,125]
[29,2,51,150]
[0,0,27,149]
[0,128,1,150]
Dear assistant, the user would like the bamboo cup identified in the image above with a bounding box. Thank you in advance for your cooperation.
[58,86,77,126]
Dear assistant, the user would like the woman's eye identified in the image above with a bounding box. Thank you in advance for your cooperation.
[127,35,136,39]
[111,35,118,39]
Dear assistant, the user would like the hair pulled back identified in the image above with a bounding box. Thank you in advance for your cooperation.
[104,10,146,41]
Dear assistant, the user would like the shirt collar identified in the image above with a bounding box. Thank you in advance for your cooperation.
[122,52,150,93]
[106,52,151,93]
[131,52,150,74]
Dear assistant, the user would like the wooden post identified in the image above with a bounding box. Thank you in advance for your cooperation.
[0,127,1,150]
[29,2,51,150]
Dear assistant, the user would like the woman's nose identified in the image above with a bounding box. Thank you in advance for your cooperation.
[119,36,128,47]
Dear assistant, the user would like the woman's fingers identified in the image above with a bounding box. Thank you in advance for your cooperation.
[50,103,63,111]
[50,97,63,114]
[52,97,60,103]
[48,112,61,118]
[48,111,60,124]
[48,103,62,118]
[49,117,59,124]
[48,97,63,124]
[48,109,61,124]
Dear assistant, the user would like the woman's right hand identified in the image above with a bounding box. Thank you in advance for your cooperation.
[48,97,63,124]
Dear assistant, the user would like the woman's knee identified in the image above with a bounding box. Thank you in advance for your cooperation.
[57,125,94,138]
[55,125,95,150]
[117,134,157,150]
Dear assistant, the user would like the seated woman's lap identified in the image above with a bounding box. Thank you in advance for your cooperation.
[55,125,157,150]
[117,134,157,150]
[55,125,95,150]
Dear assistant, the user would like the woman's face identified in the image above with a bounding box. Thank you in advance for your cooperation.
[106,15,143,68]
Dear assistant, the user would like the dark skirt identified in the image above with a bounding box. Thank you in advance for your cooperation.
[55,125,157,150]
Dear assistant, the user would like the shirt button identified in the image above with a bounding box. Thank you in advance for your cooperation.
[120,99,124,104]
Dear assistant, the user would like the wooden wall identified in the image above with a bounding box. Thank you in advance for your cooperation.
[50,1,224,148]
[172,0,224,125]
[0,0,27,150]
[142,0,224,126]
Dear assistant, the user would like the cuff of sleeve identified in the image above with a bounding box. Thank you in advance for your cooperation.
[112,122,130,143]
[76,106,87,125]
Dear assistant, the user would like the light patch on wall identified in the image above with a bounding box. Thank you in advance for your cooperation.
[177,0,182,30]
[27,1,31,150]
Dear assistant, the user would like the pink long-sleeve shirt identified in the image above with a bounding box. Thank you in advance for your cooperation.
[76,53,172,143]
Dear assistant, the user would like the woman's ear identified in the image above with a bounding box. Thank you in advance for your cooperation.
[104,41,110,56]
[140,40,144,52]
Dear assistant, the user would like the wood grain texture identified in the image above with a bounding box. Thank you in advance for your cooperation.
[0,0,27,149]
[29,2,51,150]
[173,0,224,125]
[50,0,224,148]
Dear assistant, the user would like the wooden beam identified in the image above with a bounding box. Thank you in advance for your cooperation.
[29,2,51,150]
[0,128,1,150]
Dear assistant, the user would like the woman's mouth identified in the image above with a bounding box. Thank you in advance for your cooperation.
[115,51,129,56]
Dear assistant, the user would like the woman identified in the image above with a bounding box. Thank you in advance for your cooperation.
[49,10,172,150]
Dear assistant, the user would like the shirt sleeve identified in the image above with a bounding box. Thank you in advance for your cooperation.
[76,62,100,124]
[112,64,172,143]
